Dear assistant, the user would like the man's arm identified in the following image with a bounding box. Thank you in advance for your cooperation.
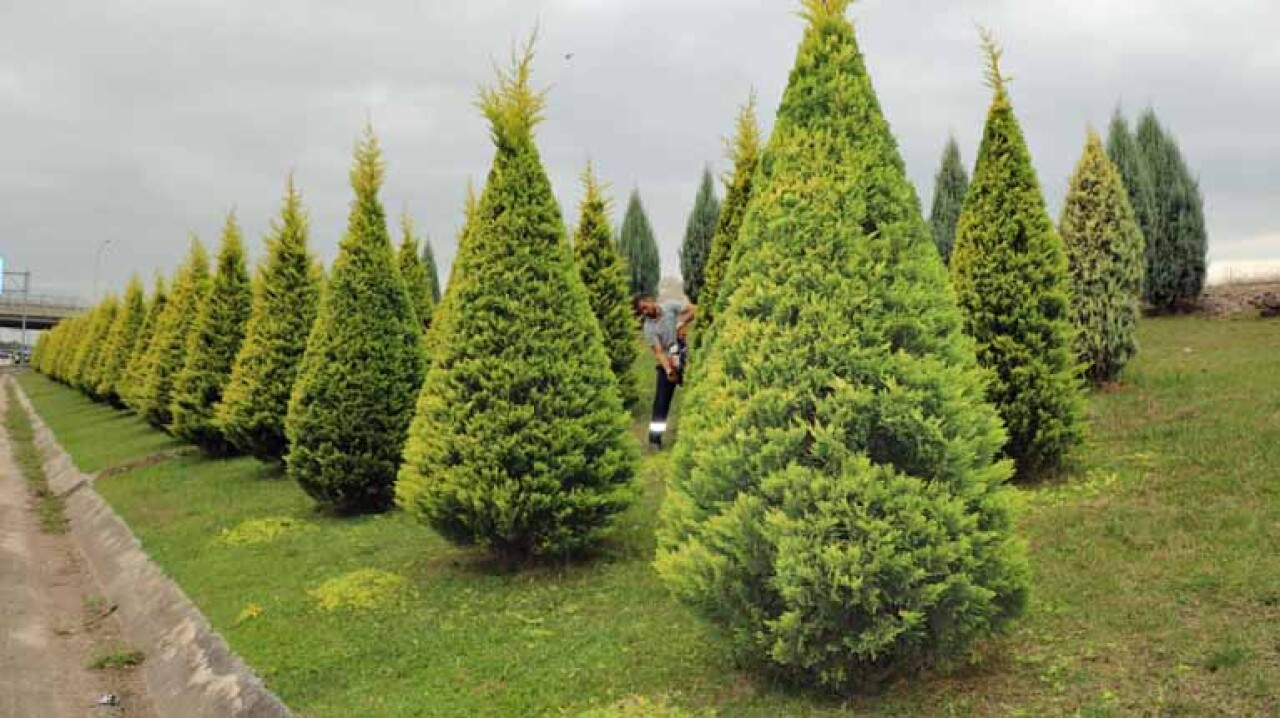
[676,304,697,339]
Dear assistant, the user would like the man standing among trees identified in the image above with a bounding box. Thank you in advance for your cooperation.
[634,294,695,449]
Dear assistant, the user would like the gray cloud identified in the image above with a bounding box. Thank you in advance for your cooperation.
[2,0,1276,301]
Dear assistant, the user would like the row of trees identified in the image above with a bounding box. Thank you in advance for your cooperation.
[32,0,1166,691]
[930,107,1207,314]
[34,47,649,554]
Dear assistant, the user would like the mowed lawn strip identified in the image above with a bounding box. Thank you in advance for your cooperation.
[16,372,185,473]
[15,316,1280,717]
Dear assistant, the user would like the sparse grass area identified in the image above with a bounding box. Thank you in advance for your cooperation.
[88,648,145,670]
[17,318,1280,716]
[5,381,68,533]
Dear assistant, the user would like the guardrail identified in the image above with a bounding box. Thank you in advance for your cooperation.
[0,293,88,312]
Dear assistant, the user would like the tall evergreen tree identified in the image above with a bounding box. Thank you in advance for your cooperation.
[398,42,636,559]
[136,238,211,429]
[120,275,168,413]
[928,136,970,263]
[1135,110,1207,310]
[51,314,87,383]
[422,237,442,305]
[617,189,660,296]
[69,297,117,396]
[397,213,436,331]
[1106,109,1155,273]
[950,32,1083,478]
[679,166,722,303]
[1061,130,1145,384]
[170,213,253,453]
[697,94,762,351]
[656,4,1028,688]
[572,162,639,408]
[96,275,147,406]
[218,178,322,462]
[285,127,426,514]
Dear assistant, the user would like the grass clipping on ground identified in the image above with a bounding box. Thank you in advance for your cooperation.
[309,569,407,612]
[217,516,311,546]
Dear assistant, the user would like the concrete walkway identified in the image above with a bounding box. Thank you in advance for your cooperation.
[0,378,152,718]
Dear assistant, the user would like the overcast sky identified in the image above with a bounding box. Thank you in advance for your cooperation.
[2,0,1277,299]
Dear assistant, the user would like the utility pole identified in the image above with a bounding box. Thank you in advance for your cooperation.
[19,271,29,351]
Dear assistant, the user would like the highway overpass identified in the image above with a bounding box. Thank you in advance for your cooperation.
[0,294,86,330]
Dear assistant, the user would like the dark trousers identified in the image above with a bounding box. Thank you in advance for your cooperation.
[650,366,680,446]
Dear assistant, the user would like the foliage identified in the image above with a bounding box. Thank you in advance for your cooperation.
[573,163,640,408]
[617,188,661,296]
[170,213,253,452]
[950,31,1083,478]
[657,6,1028,689]
[928,136,970,263]
[398,212,436,331]
[285,126,426,514]
[422,235,442,305]
[217,178,322,462]
[1060,130,1145,384]
[69,296,118,396]
[1105,109,1155,276]
[679,166,722,303]
[96,275,148,407]
[135,238,211,429]
[696,94,762,350]
[1135,110,1208,310]
[119,275,168,414]
[398,42,636,558]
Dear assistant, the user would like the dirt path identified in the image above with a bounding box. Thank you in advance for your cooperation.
[0,379,153,718]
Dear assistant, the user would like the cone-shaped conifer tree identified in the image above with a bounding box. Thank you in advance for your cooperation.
[929,136,970,263]
[572,162,639,408]
[656,4,1028,688]
[617,189,660,296]
[137,238,211,429]
[951,32,1083,478]
[96,275,147,406]
[120,275,168,413]
[398,39,636,559]
[50,314,87,383]
[1106,109,1155,272]
[218,178,322,462]
[697,94,762,351]
[170,213,253,452]
[1135,110,1207,310]
[285,127,426,513]
[397,213,436,331]
[422,237,442,305]
[70,297,118,396]
[1061,131,1145,384]
[679,167,721,303]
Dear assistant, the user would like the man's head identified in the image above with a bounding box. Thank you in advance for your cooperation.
[632,293,661,319]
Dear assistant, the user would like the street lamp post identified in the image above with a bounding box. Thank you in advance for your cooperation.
[93,239,112,300]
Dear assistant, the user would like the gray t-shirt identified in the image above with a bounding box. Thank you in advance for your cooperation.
[643,300,686,353]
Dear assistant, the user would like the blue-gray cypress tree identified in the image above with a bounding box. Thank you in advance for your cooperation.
[679,166,721,303]
[617,189,660,296]
[929,136,970,263]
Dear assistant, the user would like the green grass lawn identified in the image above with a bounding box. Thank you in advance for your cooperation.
[16,377,185,473]
[17,317,1280,717]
